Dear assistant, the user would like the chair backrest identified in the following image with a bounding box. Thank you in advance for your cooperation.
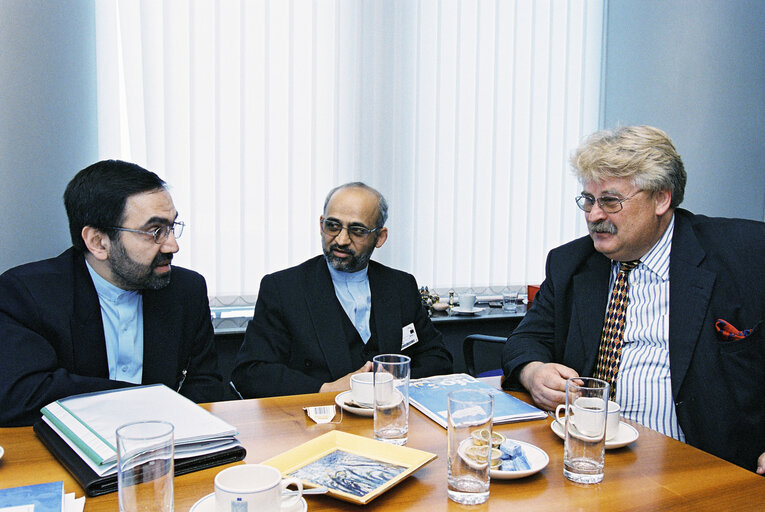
[462,334,507,377]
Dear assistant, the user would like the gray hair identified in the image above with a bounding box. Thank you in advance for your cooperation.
[323,182,389,228]
[570,125,686,208]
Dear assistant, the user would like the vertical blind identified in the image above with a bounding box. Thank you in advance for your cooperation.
[95,0,603,299]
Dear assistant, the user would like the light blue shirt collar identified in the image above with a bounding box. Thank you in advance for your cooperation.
[326,260,372,343]
[85,260,144,383]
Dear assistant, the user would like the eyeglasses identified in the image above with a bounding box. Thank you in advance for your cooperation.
[110,221,185,244]
[575,190,644,213]
[321,219,379,241]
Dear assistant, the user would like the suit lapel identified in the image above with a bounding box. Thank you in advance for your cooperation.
[305,258,354,379]
[668,213,715,398]
[571,252,611,373]
[368,262,402,354]
[70,253,110,378]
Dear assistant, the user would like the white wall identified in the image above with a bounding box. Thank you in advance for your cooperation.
[602,0,765,221]
[0,0,98,272]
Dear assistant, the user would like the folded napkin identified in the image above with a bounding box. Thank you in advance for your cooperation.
[715,318,752,341]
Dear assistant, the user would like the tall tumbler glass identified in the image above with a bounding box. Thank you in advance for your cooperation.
[373,354,410,445]
[447,389,494,505]
[560,377,610,484]
[117,420,175,512]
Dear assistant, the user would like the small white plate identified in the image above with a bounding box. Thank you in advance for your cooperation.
[491,439,549,480]
[0,445,4,460]
[190,492,307,512]
[550,419,639,449]
[335,390,373,417]
[457,438,548,480]
[452,306,485,315]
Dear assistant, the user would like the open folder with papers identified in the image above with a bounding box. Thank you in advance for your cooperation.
[34,384,246,496]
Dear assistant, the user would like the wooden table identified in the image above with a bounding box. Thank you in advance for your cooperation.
[1,389,763,511]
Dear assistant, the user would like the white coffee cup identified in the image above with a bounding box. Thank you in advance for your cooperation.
[350,372,393,407]
[214,464,303,512]
[603,400,621,440]
[459,293,476,311]
[555,397,619,439]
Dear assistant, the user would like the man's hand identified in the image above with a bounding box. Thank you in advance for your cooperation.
[319,361,374,393]
[757,451,765,475]
[518,361,579,411]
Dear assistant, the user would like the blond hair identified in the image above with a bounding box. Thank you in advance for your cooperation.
[570,125,686,208]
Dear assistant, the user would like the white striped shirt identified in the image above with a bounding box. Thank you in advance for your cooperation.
[613,214,685,442]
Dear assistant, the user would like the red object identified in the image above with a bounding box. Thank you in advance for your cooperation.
[527,285,540,305]
[715,318,751,340]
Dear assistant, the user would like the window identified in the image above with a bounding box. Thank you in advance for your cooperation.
[95,0,603,299]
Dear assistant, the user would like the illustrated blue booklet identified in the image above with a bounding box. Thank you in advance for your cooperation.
[409,373,546,428]
[0,481,63,512]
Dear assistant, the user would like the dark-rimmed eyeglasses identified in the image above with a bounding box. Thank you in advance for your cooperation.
[321,219,379,241]
[575,190,644,213]
[110,221,185,244]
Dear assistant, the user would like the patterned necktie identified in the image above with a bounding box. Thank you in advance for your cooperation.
[594,260,640,400]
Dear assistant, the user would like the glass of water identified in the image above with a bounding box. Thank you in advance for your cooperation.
[373,354,410,446]
[561,377,609,484]
[502,290,519,312]
[447,389,494,505]
[117,421,174,512]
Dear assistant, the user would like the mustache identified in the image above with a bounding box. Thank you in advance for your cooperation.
[588,220,617,234]
[152,253,173,267]
[330,244,355,256]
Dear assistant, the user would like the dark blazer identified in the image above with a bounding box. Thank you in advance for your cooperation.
[0,248,223,426]
[231,256,453,397]
[502,209,765,471]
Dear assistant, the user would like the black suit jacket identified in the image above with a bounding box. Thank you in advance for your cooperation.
[502,209,765,471]
[0,248,223,426]
[231,256,453,397]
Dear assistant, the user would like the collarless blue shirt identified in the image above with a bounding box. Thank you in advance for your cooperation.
[327,261,372,344]
[85,260,144,383]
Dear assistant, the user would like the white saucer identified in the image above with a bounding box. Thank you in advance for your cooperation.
[0,445,4,460]
[335,390,373,417]
[457,438,548,480]
[491,439,549,480]
[550,420,639,449]
[190,493,308,512]
[452,306,485,315]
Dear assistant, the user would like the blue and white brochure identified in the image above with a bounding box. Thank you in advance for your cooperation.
[409,373,546,428]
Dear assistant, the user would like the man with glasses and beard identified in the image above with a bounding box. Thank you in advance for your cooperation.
[501,126,765,474]
[0,160,223,426]
[232,182,452,398]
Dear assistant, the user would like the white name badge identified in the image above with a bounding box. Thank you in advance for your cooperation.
[401,323,419,350]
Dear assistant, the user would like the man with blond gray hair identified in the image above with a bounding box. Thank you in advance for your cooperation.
[502,126,765,473]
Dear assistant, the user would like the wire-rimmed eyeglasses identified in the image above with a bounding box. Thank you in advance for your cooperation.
[575,190,644,213]
[110,221,185,244]
[321,219,379,241]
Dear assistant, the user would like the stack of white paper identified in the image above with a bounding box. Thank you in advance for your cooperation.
[41,384,240,477]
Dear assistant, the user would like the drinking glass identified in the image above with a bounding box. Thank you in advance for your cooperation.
[117,421,174,512]
[560,377,609,484]
[447,389,493,505]
[373,354,410,445]
[502,290,519,312]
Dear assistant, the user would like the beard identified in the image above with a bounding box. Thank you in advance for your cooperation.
[588,219,618,235]
[323,242,375,273]
[109,240,173,290]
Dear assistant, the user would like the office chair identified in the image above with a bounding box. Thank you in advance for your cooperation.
[462,334,507,377]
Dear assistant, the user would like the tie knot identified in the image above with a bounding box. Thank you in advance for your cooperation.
[619,260,640,273]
